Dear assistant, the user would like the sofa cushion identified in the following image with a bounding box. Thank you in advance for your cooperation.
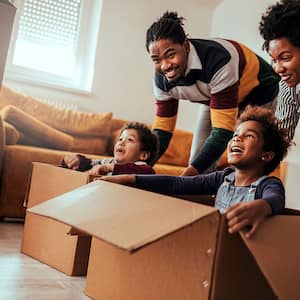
[0,85,113,137]
[3,120,20,145]
[1,105,74,150]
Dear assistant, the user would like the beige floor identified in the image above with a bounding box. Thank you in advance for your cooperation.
[0,221,91,300]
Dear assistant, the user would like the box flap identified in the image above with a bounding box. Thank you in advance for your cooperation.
[26,162,92,208]
[281,162,300,210]
[240,215,300,300]
[28,180,218,251]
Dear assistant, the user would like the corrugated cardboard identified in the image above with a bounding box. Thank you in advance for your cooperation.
[279,161,300,210]
[27,179,300,299]
[210,214,300,300]
[21,163,95,276]
[29,180,220,299]
[0,0,16,86]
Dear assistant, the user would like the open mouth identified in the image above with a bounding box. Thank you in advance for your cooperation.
[230,146,243,154]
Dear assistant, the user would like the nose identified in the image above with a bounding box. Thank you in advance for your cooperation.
[161,59,171,72]
[273,60,285,74]
[233,135,242,142]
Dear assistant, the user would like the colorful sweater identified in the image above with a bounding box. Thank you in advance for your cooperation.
[152,38,280,172]
[136,168,285,215]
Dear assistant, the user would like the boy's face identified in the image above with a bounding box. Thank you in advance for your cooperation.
[227,121,272,169]
[149,38,189,82]
[268,37,300,87]
[114,129,146,164]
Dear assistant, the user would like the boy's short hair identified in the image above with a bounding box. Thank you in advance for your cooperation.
[238,106,291,174]
[121,122,159,165]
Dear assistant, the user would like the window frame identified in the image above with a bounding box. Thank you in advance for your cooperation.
[5,0,102,94]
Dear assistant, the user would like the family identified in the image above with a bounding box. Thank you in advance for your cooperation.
[63,0,299,238]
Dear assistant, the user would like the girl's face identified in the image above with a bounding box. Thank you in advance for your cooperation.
[114,129,147,164]
[148,38,189,82]
[227,121,272,170]
[268,37,300,87]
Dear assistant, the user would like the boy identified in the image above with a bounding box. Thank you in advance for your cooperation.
[62,122,159,175]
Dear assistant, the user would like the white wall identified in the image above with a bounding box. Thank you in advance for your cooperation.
[4,0,220,131]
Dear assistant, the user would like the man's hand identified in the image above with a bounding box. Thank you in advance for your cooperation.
[181,165,199,176]
[225,199,272,238]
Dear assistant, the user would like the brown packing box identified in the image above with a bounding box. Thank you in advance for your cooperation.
[0,1,16,86]
[21,162,96,276]
[28,179,300,299]
[29,180,220,300]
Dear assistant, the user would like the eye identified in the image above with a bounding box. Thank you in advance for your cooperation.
[281,56,292,62]
[245,134,254,139]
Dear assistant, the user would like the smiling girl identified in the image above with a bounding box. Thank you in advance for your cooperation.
[101,106,290,238]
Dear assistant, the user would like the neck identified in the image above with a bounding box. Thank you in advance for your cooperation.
[234,168,265,186]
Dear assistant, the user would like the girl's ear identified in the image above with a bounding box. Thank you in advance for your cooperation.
[139,151,150,162]
[262,151,275,162]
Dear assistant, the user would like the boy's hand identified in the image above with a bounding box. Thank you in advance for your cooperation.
[225,199,272,239]
[87,164,114,176]
[99,174,136,185]
[63,154,80,170]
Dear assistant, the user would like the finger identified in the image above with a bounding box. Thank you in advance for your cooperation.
[245,222,259,239]
[227,210,249,228]
[228,218,250,234]
[226,203,246,220]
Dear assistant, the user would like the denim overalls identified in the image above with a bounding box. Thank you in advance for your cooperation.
[215,172,268,213]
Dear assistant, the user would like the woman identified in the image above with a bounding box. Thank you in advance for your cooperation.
[259,0,300,141]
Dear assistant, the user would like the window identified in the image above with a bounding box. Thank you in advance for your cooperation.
[6,0,102,93]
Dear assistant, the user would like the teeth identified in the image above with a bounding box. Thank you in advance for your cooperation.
[231,146,242,153]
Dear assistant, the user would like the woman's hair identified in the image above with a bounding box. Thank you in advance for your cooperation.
[238,106,291,174]
[146,11,187,52]
[259,0,300,51]
[121,122,159,165]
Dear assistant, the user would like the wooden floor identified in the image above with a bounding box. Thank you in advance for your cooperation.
[0,221,91,300]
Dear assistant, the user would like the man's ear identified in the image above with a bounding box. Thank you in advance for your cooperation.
[139,151,150,162]
[262,151,275,162]
[183,39,190,53]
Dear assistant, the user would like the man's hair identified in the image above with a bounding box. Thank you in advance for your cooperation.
[121,122,159,165]
[259,0,300,51]
[146,11,187,52]
[238,106,290,174]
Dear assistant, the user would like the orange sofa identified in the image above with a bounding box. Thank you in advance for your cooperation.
[0,86,193,219]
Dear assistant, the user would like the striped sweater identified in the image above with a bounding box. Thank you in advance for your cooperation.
[152,38,280,172]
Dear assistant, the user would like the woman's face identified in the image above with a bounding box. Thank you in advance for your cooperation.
[148,38,189,82]
[268,37,300,87]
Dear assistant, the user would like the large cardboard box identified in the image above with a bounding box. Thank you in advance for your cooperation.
[28,180,300,299]
[0,0,16,86]
[21,163,96,276]
[29,180,220,299]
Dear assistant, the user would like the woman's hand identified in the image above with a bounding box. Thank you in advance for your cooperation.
[225,199,272,238]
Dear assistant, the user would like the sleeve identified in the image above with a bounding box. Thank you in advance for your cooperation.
[152,98,179,159]
[190,75,239,172]
[112,163,155,175]
[135,170,226,195]
[275,81,300,141]
[257,177,285,215]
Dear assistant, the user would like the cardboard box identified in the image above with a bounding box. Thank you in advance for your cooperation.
[28,180,300,299]
[0,0,16,86]
[29,180,220,299]
[21,162,96,276]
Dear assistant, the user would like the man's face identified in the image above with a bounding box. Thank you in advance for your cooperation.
[148,38,189,82]
[268,37,300,87]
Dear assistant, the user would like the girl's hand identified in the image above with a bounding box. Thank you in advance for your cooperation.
[225,199,272,238]
[98,174,136,185]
